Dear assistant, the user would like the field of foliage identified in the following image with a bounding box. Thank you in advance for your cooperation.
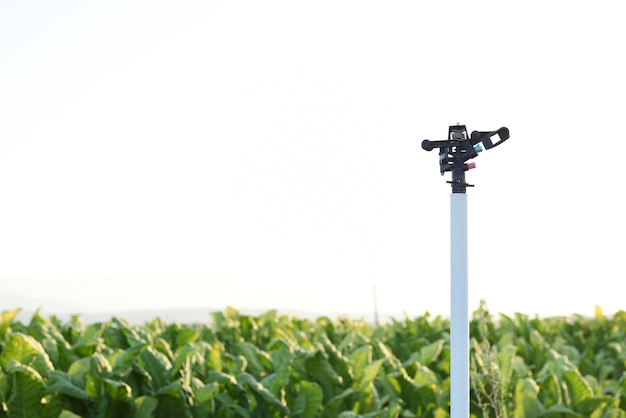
[1,304,626,417]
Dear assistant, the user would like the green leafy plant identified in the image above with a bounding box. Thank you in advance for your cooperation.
[1,305,626,417]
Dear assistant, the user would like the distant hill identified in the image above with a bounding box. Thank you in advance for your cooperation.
[8,306,391,325]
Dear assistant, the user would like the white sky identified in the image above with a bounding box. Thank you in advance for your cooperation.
[1,1,625,319]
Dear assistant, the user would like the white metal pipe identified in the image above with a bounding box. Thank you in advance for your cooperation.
[450,193,469,417]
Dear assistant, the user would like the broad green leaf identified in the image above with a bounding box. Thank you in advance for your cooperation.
[175,328,198,348]
[414,382,437,411]
[103,378,131,401]
[224,306,240,322]
[26,315,77,371]
[0,333,54,377]
[112,317,146,346]
[236,342,269,376]
[72,323,104,357]
[337,331,369,353]
[497,330,516,351]
[155,393,192,418]
[237,372,290,415]
[153,338,174,361]
[563,369,593,408]
[378,375,401,400]
[357,358,385,391]
[68,357,91,382]
[155,380,183,397]
[497,344,517,393]
[206,343,223,372]
[5,360,46,418]
[102,325,128,350]
[349,346,372,385]
[138,346,171,393]
[320,388,355,418]
[305,351,341,402]
[538,349,577,378]
[207,370,237,385]
[111,343,146,377]
[586,396,622,418]
[40,338,59,368]
[539,373,565,406]
[46,371,91,401]
[513,377,545,418]
[214,393,250,418]
[223,352,246,374]
[0,309,20,339]
[413,364,438,387]
[372,340,402,370]
[134,396,158,418]
[262,348,292,397]
[100,379,133,418]
[85,354,111,401]
[168,345,195,381]
[151,377,193,418]
[291,381,323,418]
[419,339,444,366]
[316,334,352,385]
[209,312,228,334]
[192,383,218,418]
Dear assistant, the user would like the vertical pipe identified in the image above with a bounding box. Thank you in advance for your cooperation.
[450,192,469,417]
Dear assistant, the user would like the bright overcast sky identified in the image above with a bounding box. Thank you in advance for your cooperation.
[1,1,625,319]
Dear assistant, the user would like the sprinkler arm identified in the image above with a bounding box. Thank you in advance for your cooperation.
[470,127,510,149]
[421,126,509,154]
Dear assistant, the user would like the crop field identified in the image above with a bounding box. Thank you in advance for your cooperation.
[1,305,626,417]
